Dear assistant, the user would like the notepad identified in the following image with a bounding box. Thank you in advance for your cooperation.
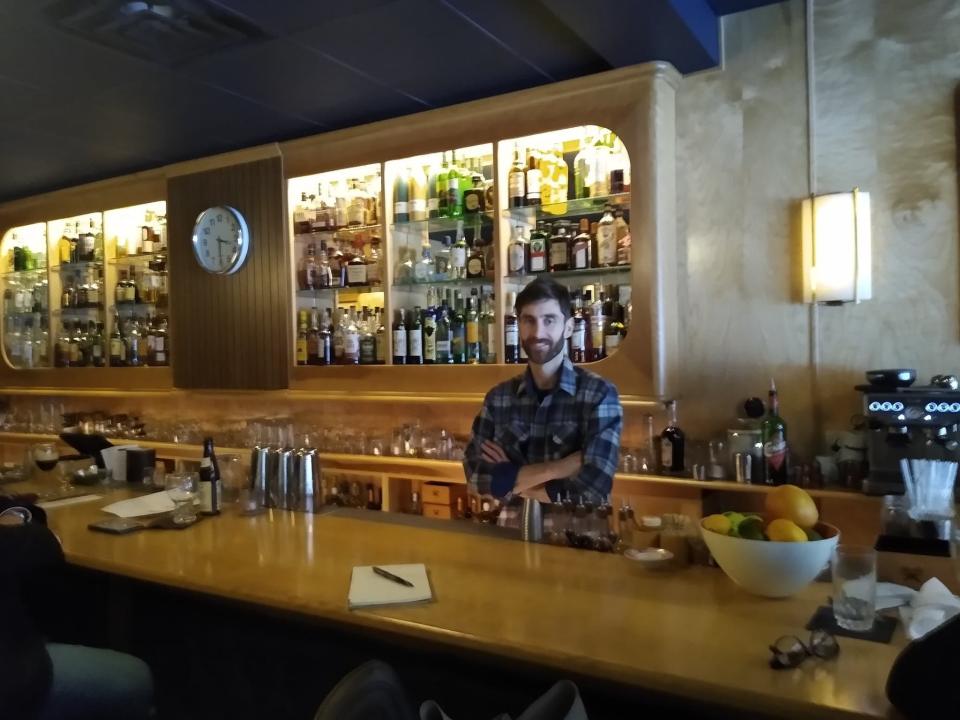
[348,564,432,609]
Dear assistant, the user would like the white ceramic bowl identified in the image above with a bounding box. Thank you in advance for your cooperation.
[700,521,840,598]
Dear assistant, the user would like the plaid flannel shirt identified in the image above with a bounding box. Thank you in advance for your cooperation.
[463,357,622,502]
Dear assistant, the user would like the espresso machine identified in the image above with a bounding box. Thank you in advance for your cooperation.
[859,370,960,495]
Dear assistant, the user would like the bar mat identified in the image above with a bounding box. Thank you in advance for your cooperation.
[806,605,897,644]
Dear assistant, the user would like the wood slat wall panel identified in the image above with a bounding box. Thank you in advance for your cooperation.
[168,157,290,389]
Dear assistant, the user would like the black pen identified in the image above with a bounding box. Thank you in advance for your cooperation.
[372,566,414,587]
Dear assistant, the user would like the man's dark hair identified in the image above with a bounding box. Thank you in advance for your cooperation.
[515,276,572,319]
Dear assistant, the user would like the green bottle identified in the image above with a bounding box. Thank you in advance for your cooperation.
[761,378,789,485]
[446,151,462,218]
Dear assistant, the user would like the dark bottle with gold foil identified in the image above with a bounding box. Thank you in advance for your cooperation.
[463,175,485,214]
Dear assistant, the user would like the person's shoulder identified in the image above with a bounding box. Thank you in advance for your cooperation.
[572,365,620,402]
[483,374,525,405]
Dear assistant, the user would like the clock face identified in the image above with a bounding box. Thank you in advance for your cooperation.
[191,206,250,275]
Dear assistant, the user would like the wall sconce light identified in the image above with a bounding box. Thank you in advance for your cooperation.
[801,188,871,304]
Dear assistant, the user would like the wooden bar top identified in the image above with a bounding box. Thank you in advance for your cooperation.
[42,492,904,720]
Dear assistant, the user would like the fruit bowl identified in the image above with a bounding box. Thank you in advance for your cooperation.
[701,520,840,598]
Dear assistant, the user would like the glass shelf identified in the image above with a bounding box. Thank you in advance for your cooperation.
[113,302,156,310]
[293,223,383,242]
[503,193,631,222]
[296,286,384,298]
[4,310,47,318]
[2,268,47,278]
[53,306,104,313]
[56,261,103,272]
[110,252,167,264]
[393,276,494,289]
[391,212,494,235]
[503,266,631,282]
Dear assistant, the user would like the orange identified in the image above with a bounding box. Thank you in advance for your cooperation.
[764,485,819,529]
[766,518,808,542]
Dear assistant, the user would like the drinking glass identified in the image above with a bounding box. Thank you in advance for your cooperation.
[218,454,246,506]
[165,471,199,525]
[32,443,63,489]
[832,545,877,632]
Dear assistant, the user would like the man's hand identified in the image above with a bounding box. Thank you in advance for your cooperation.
[481,440,509,464]
[514,451,584,494]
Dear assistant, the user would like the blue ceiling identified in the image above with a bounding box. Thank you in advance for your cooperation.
[0,0,782,204]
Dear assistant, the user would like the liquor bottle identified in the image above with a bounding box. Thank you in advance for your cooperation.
[294,191,312,235]
[375,310,386,365]
[330,309,344,365]
[548,222,570,272]
[463,174,485,214]
[570,292,586,363]
[415,241,434,283]
[296,311,308,365]
[596,205,617,267]
[346,179,366,227]
[589,291,605,362]
[407,307,424,365]
[359,310,377,365]
[88,320,103,368]
[450,292,466,364]
[393,167,409,223]
[525,148,542,206]
[366,237,382,287]
[320,308,333,365]
[609,134,630,194]
[37,317,50,367]
[198,437,221,515]
[423,297,437,365]
[427,164,440,219]
[507,223,528,276]
[82,220,96,262]
[300,243,318,290]
[465,294,480,364]
[451,222,468,280]
[539,144,556,209]
[20,319,34,369]
[528,223,547,273]
[408,165,428,221]
[109,315,125,366]
[392,309,407,364]
[328,241,344,288]
[548,144,568,215]
[572,218,592,270]
[68,321,82,367]
[761,379,789,485]
[614,209,631,265]
[503,291,519,364]
[589,133,612,198]
[446,151,462,218]
[435,298,451,364]
[508,145,525,209]
[466,233,485,279]
[343,308,360,365]
[58,224,71,265]
[346,243,368,287]
[434,236,451,281]
[604,303,625,356]
[481,292,497,364]
[437,152,450,218]
[365,483,378,511]
[660,400,685,474]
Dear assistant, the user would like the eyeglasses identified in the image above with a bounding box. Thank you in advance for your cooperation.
[769,629,839,670]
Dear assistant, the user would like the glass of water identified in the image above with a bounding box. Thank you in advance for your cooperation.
[165,471,198,525]
[832,545,877,632]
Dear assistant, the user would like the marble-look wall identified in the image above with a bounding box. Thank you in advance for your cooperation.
[676,0,960,457]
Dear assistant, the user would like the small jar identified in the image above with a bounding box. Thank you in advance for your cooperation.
[660,514,691,567]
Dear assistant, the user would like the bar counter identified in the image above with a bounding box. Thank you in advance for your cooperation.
[39,491,905,720]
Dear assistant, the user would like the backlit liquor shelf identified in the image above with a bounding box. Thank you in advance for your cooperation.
[1,202,171,369]
[289,126,633,367]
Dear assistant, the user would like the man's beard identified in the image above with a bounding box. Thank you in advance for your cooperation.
[521,334,566,365]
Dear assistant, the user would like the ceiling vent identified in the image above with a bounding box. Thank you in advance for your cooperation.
[44,0,269,66]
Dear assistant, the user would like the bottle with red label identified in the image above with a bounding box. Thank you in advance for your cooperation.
[761,378,789,485]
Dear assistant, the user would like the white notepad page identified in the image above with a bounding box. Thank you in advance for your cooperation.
[348,564,432,609]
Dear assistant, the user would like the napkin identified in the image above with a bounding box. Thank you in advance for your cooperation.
[897,578,960,640]
[101,490,175,518]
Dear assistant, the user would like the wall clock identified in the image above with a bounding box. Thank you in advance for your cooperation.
[191,205,250,275]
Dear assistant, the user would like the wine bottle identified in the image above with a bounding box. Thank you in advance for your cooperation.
[198,436,221,515]
[761,378,789,485]
[659,401,685,474]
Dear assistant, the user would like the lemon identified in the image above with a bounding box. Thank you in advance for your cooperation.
[764,485,819,529]
[766,518,808,542]
[702,514,732,535]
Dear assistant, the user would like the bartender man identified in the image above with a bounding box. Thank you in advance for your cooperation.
[464,277,622,503]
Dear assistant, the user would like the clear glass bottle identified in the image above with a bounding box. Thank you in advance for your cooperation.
[596,205,617,267]
[343,308,360,365]
[507,223,528,276]
[434,236,451,281]
[415,241,434,283]
[508,144,525,209]
[450,222,468,280]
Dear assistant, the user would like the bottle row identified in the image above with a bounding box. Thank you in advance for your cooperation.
[295,281,631,367]
[52,314,170,368]
[297,232,382,291]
